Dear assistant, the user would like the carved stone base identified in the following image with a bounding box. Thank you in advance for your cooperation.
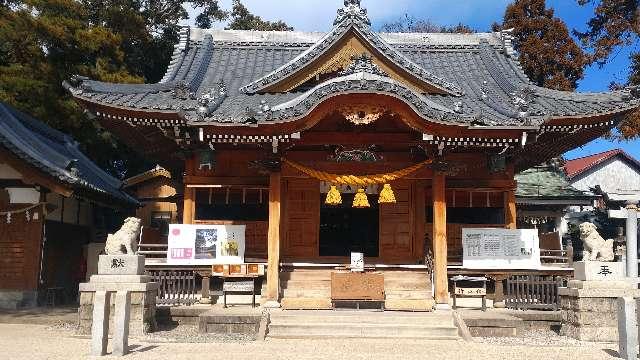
[560,279,640,341]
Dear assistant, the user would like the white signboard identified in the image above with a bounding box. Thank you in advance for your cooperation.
[350,252,364,272]
[167,224,245,265]
[462,228,540,269]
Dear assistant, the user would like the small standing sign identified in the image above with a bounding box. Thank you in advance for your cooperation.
[350,252,364,272]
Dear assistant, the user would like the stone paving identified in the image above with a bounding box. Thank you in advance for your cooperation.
[0,322,622,360]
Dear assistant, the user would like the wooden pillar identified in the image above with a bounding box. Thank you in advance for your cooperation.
[183,186,194,224]
[265,172,281,303]
[504,189,516,229]
[432,173,448,305]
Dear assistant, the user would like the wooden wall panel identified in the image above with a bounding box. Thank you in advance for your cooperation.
[282,178,319,259]
[379,181,413,261]
[0,211,43,290]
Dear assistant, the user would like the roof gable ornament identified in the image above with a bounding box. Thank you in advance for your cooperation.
[196,81,227,120]
[339,53,387,77]
[334,0,370,26]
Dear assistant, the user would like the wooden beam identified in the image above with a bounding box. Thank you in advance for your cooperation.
[432,172,448,305]
[184,176,268,186]
[505,189,517,229]
[183,186,194,224]
[266,172,281,303]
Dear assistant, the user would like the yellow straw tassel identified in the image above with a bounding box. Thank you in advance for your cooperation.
[352,188,370,208]
[325,185,342,205]
[378,183,396,204]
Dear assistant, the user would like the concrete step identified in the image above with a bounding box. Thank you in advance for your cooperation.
[280,280,330,290]
[268,322,459,339]
[267,310,458,339]
[271,312,453,326]
[384,290,432,299]
[279,271,332,281]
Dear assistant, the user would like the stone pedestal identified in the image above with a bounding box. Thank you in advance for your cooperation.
[560,262,640,341]
[78,255,159,338]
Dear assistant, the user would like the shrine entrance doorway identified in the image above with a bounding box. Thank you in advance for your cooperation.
[318,192,379,258]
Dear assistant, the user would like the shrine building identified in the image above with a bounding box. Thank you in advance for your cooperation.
[65,0,640,309]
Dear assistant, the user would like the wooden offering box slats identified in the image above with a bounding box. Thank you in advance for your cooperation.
[331,272,384,301]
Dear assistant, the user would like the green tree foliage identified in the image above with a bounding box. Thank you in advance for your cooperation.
[0,0,290,177]
[380,14,474,33]
[576,0,640,139]
[226,0,292,31]
[0,0,146,177]
[493,0,588,91]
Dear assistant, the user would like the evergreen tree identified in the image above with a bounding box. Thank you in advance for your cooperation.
[0,0,291,177]
[493,0,588,91]
[226,0,292,31]
[576,0,640,139]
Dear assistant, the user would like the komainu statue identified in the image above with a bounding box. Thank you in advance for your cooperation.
[579,222,614,262]
[105,217,142,255]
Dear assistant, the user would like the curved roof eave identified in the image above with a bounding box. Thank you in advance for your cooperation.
[196,72,471,128]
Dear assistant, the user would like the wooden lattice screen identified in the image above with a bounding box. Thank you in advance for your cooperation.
[505,275,567,311]
[148,270,199,306]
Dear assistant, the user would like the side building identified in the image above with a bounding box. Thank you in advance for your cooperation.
[0,102,138,309]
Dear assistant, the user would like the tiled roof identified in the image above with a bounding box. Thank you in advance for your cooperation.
[515,165,594,202]
[563,149,640,179]
[64,1,640,129]
[0,102,138,206]
[124,165,172,187]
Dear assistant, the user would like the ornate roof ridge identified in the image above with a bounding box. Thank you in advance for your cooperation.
[160,27,191,83]
[238,1,463,96]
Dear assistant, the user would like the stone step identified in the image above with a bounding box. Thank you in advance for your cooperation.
[267,322,459,339]
[281,288,331,298]
[384,290,432,299]
[270,312,453,326]
[279,271,332,281]
[280,279,330,290]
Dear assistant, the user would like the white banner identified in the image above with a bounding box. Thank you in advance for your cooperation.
[167,224,245,265]
[462,228,540,269]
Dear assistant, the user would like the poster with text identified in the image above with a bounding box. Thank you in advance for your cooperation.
[461,228,540,269]
[167,224,245,265]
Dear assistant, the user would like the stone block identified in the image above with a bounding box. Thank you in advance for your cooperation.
[574,261,625,281]
[567,279,638,289]
[468,327,517,337]
[98,255,145,275]
[90,275,151,283]
[560,323,618,342]
[90,291,111,356]
[113,291,131,357]
[618,297,638,360]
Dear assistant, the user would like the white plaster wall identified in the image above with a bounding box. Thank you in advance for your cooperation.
[45,192,93,226]
[7,188,40,204]
[571,158,640,202]
[0,163,22,180]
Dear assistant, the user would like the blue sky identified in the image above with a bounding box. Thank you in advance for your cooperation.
[192,0,639,161]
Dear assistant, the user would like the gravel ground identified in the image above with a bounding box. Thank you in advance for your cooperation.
[0,323,620,360]
[144,324,255,343]
[476,327,609,348]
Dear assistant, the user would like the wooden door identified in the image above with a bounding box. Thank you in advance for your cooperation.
[283,178,319,259]
[379,181,414,261]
